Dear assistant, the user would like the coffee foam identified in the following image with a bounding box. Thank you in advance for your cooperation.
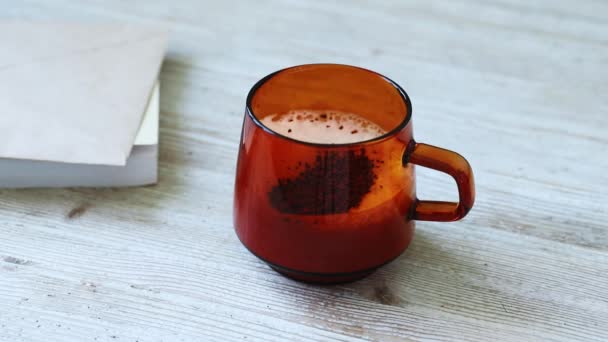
[260,110,386,144]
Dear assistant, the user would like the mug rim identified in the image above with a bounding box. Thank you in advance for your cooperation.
[245,63,413,148]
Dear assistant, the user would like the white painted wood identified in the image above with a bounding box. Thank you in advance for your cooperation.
[1,0,607,341]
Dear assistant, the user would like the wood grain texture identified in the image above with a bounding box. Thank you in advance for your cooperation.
[1,0,607,341]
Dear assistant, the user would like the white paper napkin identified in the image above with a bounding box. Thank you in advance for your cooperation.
[0,22,168,166]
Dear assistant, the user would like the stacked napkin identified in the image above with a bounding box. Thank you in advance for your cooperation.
[0,23,168,187]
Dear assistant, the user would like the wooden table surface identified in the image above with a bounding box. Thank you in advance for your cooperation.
[2,1,607,341]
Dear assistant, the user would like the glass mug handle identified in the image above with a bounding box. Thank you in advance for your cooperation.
[404,142,476,222]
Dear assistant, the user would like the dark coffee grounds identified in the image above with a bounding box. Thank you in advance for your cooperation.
[269,149,376,215]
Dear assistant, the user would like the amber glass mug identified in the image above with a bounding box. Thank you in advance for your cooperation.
[234,64,475,283]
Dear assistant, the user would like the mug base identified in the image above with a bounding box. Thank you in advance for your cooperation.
[268,263,376,284]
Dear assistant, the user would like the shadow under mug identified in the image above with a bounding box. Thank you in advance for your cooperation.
[234,64,475,283]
